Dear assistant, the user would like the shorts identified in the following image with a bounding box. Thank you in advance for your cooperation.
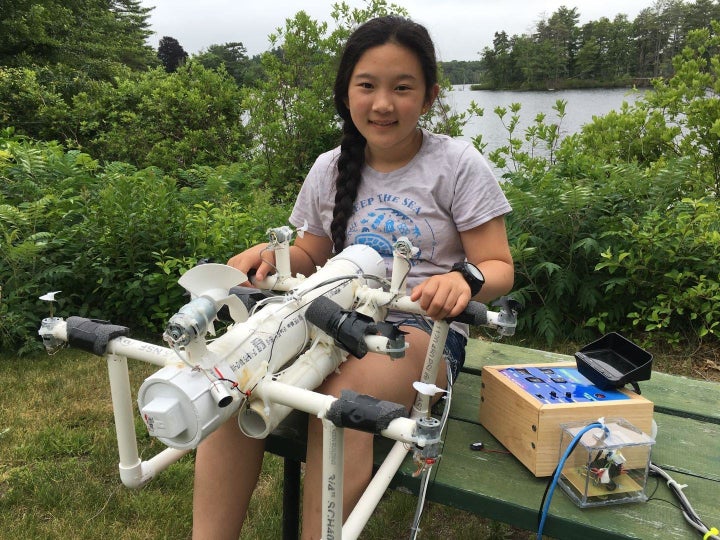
[398,317,467,384]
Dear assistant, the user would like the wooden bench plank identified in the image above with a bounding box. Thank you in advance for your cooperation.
[446,372,482,422]
[463,339,569,374]
[651,413,720,481]
[635,371,720,424]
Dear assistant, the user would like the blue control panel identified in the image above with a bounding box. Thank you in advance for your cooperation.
[499,366,630,404]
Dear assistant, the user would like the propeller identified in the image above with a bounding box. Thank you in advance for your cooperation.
[178,264,250,331]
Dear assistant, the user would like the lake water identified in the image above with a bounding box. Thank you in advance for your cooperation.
[445,86,646,153]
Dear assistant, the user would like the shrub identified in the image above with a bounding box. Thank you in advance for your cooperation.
[73,63,249,171]
[0,134,290,352]
[490,24,720,347]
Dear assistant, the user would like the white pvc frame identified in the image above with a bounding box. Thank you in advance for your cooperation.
[40,232,513,540]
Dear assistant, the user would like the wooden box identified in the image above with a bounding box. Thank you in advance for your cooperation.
[478,362,654,477]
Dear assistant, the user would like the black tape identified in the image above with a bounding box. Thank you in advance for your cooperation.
[325,390,406,433]
[66,316,129,356]
[306,296,376,358]
[446,301,488,325]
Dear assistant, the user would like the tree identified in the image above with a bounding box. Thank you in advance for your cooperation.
[633,4,668,78]
[108,0,158,71]
[157,36,188,73]
[474,0,720,89]
[576,15,633,80]
[537,6,580,80]
[194,42,250,85]
[438,60,484,85]
[684,0,720,32]
[0,67,69,140]
[0,0,158,140]
[575,27,602,79]
[242,10,341,192]
[480,31,516,87]
[0,0,157,78]
[72,62,248,170]
[606,15,634,78]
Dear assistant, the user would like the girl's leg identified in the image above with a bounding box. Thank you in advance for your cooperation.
[192,417,265,540]
[300,327,447,539]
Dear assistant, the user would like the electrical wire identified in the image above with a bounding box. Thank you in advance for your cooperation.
[409,361,455,540]
[536,421,604,540]
[409,463,433,540]
[649,462,719,539]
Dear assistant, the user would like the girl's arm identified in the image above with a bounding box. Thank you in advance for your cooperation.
[227,232,334,282]
[410,215,514,320]
[289,232,334,277]
[462,215,514,303]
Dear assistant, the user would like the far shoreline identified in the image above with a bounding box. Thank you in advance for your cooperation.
[468,77,655,92]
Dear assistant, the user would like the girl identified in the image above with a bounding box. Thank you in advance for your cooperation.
[193,15,513,539]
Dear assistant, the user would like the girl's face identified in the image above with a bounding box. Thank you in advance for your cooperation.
[346,42,438,170]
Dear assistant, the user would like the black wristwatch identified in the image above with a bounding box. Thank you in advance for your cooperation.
[451,261,485,296]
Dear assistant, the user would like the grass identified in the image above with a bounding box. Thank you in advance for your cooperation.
[0,349,192,539]
[0,347,529,539]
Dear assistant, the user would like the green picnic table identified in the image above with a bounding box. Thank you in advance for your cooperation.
[267,339,720,539]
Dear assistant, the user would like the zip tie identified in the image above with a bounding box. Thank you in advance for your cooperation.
[591,417,610,442]
[412,381,448,397]
[666,478,688,492]
[703,527,718,540]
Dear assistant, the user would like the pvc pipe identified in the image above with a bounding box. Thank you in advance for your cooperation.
[322,418,344,540]
[238,341,346,438]
[252,274,303,292]
[107,352,191,488]
[145,447,190,474]
[107,337,176,367]
[390,252,411,295]
[106,353,142,473]
[379,417,420,445]
[342,441,410,539]
[364,335,407,356]
[255,379,337,418]
[119,447,190,489]
[271,232,292,279]
[412,321,449,418]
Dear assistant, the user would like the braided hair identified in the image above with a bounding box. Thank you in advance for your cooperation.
[330,16,438,253]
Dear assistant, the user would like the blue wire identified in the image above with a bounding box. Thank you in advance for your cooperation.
[537,422,604,539]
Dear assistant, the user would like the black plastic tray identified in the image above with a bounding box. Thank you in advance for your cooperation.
[574,332,652,390]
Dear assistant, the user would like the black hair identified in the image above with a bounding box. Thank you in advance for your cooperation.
[330,15,438,253]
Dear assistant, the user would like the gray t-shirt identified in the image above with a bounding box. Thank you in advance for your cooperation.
[290,129,511,291]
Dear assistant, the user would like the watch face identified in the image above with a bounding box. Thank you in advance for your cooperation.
[466,263,484,281]
[452,261,484,295]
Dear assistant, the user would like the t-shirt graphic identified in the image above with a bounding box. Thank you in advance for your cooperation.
[347,198,436,266]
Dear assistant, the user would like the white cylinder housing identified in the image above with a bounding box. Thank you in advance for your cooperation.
[137,364,238,450]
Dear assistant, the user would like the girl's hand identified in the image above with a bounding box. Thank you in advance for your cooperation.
[226,243,275,284]
[409,271,472,320]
